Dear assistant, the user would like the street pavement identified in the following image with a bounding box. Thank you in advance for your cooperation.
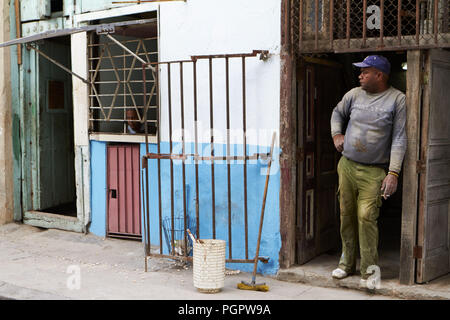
[0,222,400,300]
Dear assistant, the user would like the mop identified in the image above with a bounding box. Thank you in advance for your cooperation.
[237,133,275,292]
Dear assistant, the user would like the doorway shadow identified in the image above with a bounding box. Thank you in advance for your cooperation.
[42,202,77,218]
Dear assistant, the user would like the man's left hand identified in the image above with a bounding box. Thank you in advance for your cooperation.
[381,174,398,200]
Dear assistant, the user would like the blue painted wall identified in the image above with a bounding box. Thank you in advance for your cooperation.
[89,140,281,275]
[89,141,107,237]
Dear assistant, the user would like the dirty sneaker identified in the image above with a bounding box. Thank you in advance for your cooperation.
[331,268,348,279]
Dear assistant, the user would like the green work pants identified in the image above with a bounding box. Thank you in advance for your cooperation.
[337,156,385,279]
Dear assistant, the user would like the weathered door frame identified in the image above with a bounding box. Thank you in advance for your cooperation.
[280,0,450,284]
[278,45,435,286]
[7,18,158,233]
[17,30,90,233]
[399,50,423,285]
[414,49,450,284]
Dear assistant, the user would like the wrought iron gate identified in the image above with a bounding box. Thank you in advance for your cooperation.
[140,50,275,269]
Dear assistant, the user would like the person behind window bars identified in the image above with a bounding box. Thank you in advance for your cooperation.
[126,109,144,134]
[330,55,406,288]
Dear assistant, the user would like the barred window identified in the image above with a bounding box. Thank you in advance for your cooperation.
[88,20,158,135]
[293,0,450,53]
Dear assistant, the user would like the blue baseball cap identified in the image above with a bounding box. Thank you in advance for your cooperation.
[353,55,391,75]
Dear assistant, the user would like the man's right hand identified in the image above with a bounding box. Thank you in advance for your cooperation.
[333,134,345,153]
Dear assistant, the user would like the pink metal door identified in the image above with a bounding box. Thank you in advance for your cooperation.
[107,144,141,239]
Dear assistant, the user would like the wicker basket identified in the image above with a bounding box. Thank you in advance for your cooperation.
[193,239,226,293]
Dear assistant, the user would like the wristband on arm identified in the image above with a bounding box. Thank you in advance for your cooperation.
[388,171,399,178]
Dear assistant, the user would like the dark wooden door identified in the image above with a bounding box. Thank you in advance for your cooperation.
[296,58,343,264]
[416,49,450,283]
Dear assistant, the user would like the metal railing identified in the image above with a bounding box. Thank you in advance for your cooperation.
[291,0,450,53]
[140,50,274,269]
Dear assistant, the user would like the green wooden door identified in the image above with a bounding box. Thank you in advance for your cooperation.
[37,37,75,211]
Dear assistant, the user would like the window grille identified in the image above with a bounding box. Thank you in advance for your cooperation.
[88,31,158,135]
[291,0,450,53]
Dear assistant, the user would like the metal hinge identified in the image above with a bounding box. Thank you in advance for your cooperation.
[413,246,423,259]
[416,160,426,174]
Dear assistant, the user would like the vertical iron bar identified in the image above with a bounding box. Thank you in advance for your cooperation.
[315,0,319,50]
[180,62,188,257]
[398,0,402,45]
[416,0,420,45]
[289,0,294,53]
[209,57,216,239]
[330,0,334,49]
[168,63,175,255]
[225,57,232,259]
[380,0,384,47]
[193,59,200,239]
[299,0,303,51]
[346,0,350,48]
[141,167,148,271]
[155,66,163,255]
[363,0,367,47]
[434,0,439,44]
[242,56,248,260]
[123,44,126,133]
[143,65,151,258]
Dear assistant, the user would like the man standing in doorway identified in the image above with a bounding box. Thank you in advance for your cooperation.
[330,55,406,287]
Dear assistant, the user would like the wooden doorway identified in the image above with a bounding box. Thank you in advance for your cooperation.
[38,37,76,215]
[295,57,344,264]
[415,49,450,283]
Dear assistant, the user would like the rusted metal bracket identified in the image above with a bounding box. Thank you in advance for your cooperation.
[191,50,269,62]
[106,33,154,70]
[413,245,423,259]
[26,44,91,85]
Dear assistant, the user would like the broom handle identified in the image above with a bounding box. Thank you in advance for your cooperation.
[252,132,276,281]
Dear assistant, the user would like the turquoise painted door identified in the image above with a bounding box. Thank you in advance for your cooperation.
[38,37,75,211]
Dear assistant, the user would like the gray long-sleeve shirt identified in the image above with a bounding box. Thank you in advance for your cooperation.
[330,86,407,173]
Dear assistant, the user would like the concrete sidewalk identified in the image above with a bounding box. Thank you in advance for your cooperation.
[0,222,411,300]
[277,255,450,300]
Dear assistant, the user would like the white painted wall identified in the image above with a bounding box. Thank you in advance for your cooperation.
[71,32,91,230]
[72,0,281,147]
[158,0,281,147]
